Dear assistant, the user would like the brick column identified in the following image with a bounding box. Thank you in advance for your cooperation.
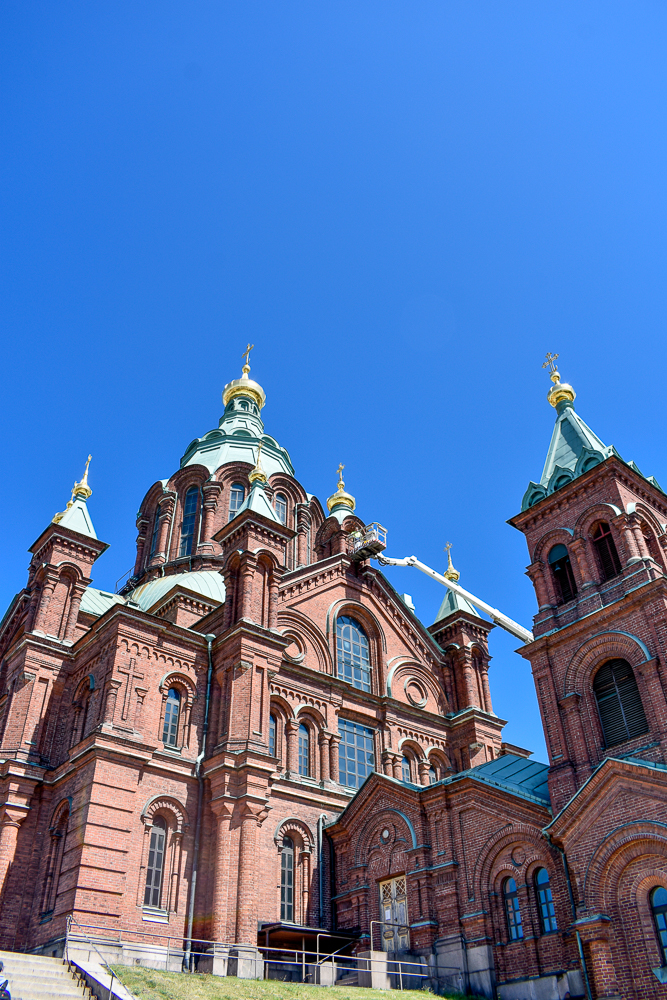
[479,664,492,713]
[0,805,28,895]
[133,516,149,577]
[64,582,87,642]
[235,801,270,944]
[526,561,552,609]
[33,572,58,632]
[268,571,279,630]
[154,495,176,564]
[418,759,431,786]
[318,733,331,782]
[198,483,222,554]
[575,915,619,999]
[329,733,341,783]
[102,679,122,726]
[569,538,595,588]
[613,513,641,566]
[558,692,592,778]
[300,847,311,924]
[460,650,478,709]
[296,507,311,567]
[210,799,234,942]
[285,720,299,776]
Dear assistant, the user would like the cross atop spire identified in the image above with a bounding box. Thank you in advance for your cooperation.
[542,352,561,385]
[337,462,345,488]
[242,343,254,374]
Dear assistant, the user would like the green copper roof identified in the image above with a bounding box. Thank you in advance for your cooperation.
[57,498,98,538]
[80,587,125,616]
[127,570,226,611]
[179,396,294,478]
[433,585,479,623]
[233,479,282,523]
[455,753,550,806]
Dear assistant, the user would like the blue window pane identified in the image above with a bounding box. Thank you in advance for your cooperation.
[401,757,411,782]
[149,505,161,558]
[535,868,558,933]
[298,723,310,776]
[651,886,667,966]
[179,487,199,556]
[275,493,287,524]
[162,688,181,746]
[338,719,375,788]
[269,715,276,757]
[229,483,245,521]
[336,616,371,692]
[503,877,523,941]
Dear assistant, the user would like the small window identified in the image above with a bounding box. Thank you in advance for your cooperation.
[298,723,310,776]
[149,505,161,559]
[240,400,249,411]
[535,868,557,933]
[651,886,667,966]
[592,522,621,581]
[428,766,437,785]
[269,714,276,757]
[281,836,294,921]
[229,482,245,521]
[336,616,371,692]
[548,544,577,604]
[401,756,411,783]
[503,877,523,941]
[144,816,166,908]
[338,719,375,789]
[275,493,287,524]
[179,487,199,557]
[162,688,181,747]
[593,658,649,747]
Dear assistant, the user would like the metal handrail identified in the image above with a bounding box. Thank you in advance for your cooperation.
[66,915,118,1000]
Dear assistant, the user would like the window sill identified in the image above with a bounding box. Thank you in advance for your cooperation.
[161,744,182,755]
[142,906,169,923]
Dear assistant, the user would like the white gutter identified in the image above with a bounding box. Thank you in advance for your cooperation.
[377,554,534,644]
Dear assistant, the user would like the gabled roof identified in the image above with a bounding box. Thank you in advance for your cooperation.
[450,753,550,806]
[56,497,98,538]
[433,586,479,623]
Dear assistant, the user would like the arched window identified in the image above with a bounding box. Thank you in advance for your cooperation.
[503,877,523,941]
[269,714,277,757]
[535,868,557,933]
[401,756,411,783]
[41,805,69,918]
[179,487,199,557]
[592,522,621,581]
[548,544,577,604]
[149,505,161,559]
[428,766,437,785]
[162,688,181,747]
[274,493,287,524]
[280,836,294,921]
[229,483,245,521]
[593,658,649,746]
[336,615,371,692]
[298,723,310,776]
[144,816,167,908]
[651,886,667,966]
[338,718,375,788]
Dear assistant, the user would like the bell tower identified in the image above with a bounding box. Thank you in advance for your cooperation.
[509,357,667,812]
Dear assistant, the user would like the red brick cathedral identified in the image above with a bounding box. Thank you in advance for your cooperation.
[0,355,666,1000]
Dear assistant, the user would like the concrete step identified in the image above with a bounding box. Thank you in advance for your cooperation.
[0,952,91,1000]
[335,972,359,986]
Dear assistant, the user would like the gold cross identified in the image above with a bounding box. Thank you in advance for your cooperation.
[444,542,452,554]
[242,343,254,367]
[542,352,559,374]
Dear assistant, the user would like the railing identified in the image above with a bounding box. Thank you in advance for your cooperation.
[349,523,387,558]
[66,916,119,1000]
[65,921,430,990]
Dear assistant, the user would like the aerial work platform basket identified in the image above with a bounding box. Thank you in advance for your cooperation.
[349,523,387,560]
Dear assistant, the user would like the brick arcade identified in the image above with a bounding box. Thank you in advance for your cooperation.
[0,354,666,999]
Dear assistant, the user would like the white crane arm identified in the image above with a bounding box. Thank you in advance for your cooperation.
[377,554,534,645]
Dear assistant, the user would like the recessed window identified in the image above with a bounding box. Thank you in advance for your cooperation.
[229,482,245,521]
[651,886,667,966]
[144,816,166,908]
[535,868,557,933]
[336,616,371,692]
[149,505,161,559]
[503,877,523,941]
[179,487,199,557]
[592,522,621,581]
[281,836,294,922]
[428,766,437,784]
[275,493,287,524]
[338,719,375,788]
[593,658,649,747]
[401,756,411,783]
[548,544,577,604]
[298,723,310,776]
[162,688,181,747]
[269,714,276,757]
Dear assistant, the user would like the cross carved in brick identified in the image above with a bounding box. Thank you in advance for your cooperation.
[118,657,145,721]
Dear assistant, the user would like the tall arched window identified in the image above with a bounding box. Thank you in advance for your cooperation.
[401,756,411,783]
[162,688,181,746]
[298,723,310,776]
[149,505,161,559]
[269,714,277,757]
[503,877,523,941]
[593,658,648,746]
[336,616,371,692]
[338,719,375,788]
[651,886,667,966]
[280,836,294,921]
[548,544,577,603]
[144,816,167,908]
[179,487,199,556]
[229,483,245,521]
[592,522,621,581]
[275,493,287,524]
[535,868,557,933]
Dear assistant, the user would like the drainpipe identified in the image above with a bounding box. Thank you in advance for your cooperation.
[184,632,216,970]
[318,814,327,927]
[545,832,593,1000]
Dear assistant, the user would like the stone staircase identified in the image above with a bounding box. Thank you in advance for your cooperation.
[0,951,92,1000]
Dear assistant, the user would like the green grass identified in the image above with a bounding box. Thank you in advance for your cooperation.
[110,964,476,1000]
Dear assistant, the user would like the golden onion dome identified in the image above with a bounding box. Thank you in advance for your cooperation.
[222,345,266,410]
[444,543,460,582]
[542,352,575,408]
[326,463,355,513]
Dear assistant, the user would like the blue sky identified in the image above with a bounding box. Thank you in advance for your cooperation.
[2,1,667,759]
